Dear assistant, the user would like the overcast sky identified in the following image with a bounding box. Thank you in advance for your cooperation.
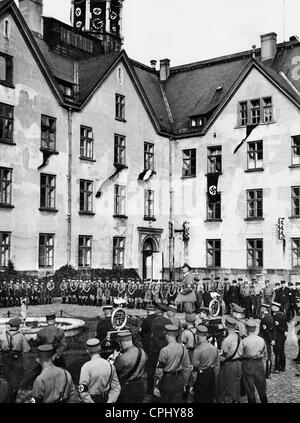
[37,0,300,67]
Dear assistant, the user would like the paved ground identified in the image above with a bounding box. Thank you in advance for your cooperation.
[1,299,300,403]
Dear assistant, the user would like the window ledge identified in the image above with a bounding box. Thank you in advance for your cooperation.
[39,208,58,213]
[0,140,16,146]
[205,172,223,176]
[181,175,196,179]
[0,81,15,89]
[144,216,156,222]
[205,219,222,222]
[288,216,300,220]
[235,121,276,129]
[115,117,127,123]
[0,204,14,209]
[79,211,95,216]
[289,165,300,169]
[80,157,96,162]
[245,168,264,173]
[40,148,59,155]
[113,214,128,219]
[113,163,128,169]
[206,266,221,270]
[244,217,264,222]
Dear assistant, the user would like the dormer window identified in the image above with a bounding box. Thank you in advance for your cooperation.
[190,115,203,128]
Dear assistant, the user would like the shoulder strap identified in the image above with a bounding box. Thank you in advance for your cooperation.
[6,331,13,351]
[176,345,185,371]
[224,333,241,363]
[59,370,69,402]
[188,328,196,348]
[121,348,142,383]
[104,362,113,393]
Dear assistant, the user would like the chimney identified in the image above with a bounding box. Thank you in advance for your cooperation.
[150,60,157,70]
[260,32,277,61]
[18,0,43,35]
[159,59,170,82]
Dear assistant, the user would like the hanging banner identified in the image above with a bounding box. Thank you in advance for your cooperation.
[207,173,220,203]
[110,0,122,35]
[90,0,107,33]
[73,0,86,31]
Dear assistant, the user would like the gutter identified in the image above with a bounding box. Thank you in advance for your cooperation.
[67,108,73,265]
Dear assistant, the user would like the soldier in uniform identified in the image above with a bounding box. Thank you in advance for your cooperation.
[231,304,247,338]
[37,313,67,368]
[293,292,300,366]
[0,317,31,403]
[60,279,67,304]
[166,304,182,334]
[276,280,290,320]
[78,338,120,403]
[175,263,196,313]
[114,330,147,403]
[189,325,220,403]
[218,316,243,403]
[263,280,274,307]
[288,282,296,321]
[228,280,241,307]
[153,324,191,403]
[147,304,172,398]
[259,303,275,379]
[96,306,114,342]
[32,345,76,403]
[0,363,9,403]
[271,301,288,373]
[194,277,203,312]
[240,280,251,318]
[181,313,197,362]
[140,303,157,394]
[241,319,268,403]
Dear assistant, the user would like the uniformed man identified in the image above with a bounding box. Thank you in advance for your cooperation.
[259,303,275,379]
[271,301,288,373]
[218,316,243,403]
[153,324,191,403]
[241,319,268,403]
[231,303,247,338]
[293,296,300,366]
[240,280,251,318]
[175,263,196,313]
[263,280,274,307]
[147,304,172,397]
[276,280,290,320]
[0,363,9,403]
[0,317,30,403]
[36,313,67,368]
[114,330,147,403]
[181,313,197,362]
[78,338,120,403]
[140,303,157,394]
[32,345,76,403]
[228,280,241,307]
[189,325,220,403]
[166,304,182,335]
[96,305,115,359]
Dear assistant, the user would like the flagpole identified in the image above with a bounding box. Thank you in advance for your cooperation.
[283,0,286,42]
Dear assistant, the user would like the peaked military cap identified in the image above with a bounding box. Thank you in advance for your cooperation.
[246,319,257,330]
[194,276,200,282]
[165,324,178,335]
[231,303,245,314]
[288,282,294,286]
[167,304,177,313]
[86,338,101,353]
[45,313,56,320]
[199,307,210,314]
[103,305,113,311]
[146,303,155,311]
[280,280,286,285]
[182,263,191,270]
[37,344,55,358]
[8,317,22,327]
[296,282,300,286]
[185,313,196,323]
[117,330,132,342]
[232,280,237,284]
[225,316,236,329]
[196,325,208,335]
[275,282,280,286]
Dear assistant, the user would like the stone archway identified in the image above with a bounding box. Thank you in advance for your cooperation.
[142,237,157,280]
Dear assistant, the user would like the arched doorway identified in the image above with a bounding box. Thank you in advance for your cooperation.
[142,237,156,280]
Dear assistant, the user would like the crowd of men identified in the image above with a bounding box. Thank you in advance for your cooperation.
[1,273,300,324]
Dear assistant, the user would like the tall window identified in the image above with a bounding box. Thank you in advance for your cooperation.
[238,97,273,125]
[0,53,13,86]
[0,167,12,205]
[80,126,94,159]
[78,236,92,268]
[0,103,13,144]
[40,174,56,210]
[0,232,10,267]
[291,186,300,217]
[41,115,56,151]
[206,239,221,267]
[79,179,93,212]
[291,135,300,166]
[39,234,54,268]
[114,134,126,166]
[292,238,300,268]
[207,146,222,173]
[247,239,263,268]
[182,149,196,177]
[247,140,263,170]
[247,189,263,219]
[144,190,154,219]
[144,142,154,171]
[114,184,126,216]
[113,237,125,268]
[207,193,221,220]
[115,94,125,120]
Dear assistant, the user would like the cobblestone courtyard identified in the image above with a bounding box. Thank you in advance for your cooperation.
[1,299,299,403]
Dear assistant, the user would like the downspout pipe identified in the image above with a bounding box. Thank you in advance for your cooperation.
[67,108,73,265]
[169,137,175,281]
